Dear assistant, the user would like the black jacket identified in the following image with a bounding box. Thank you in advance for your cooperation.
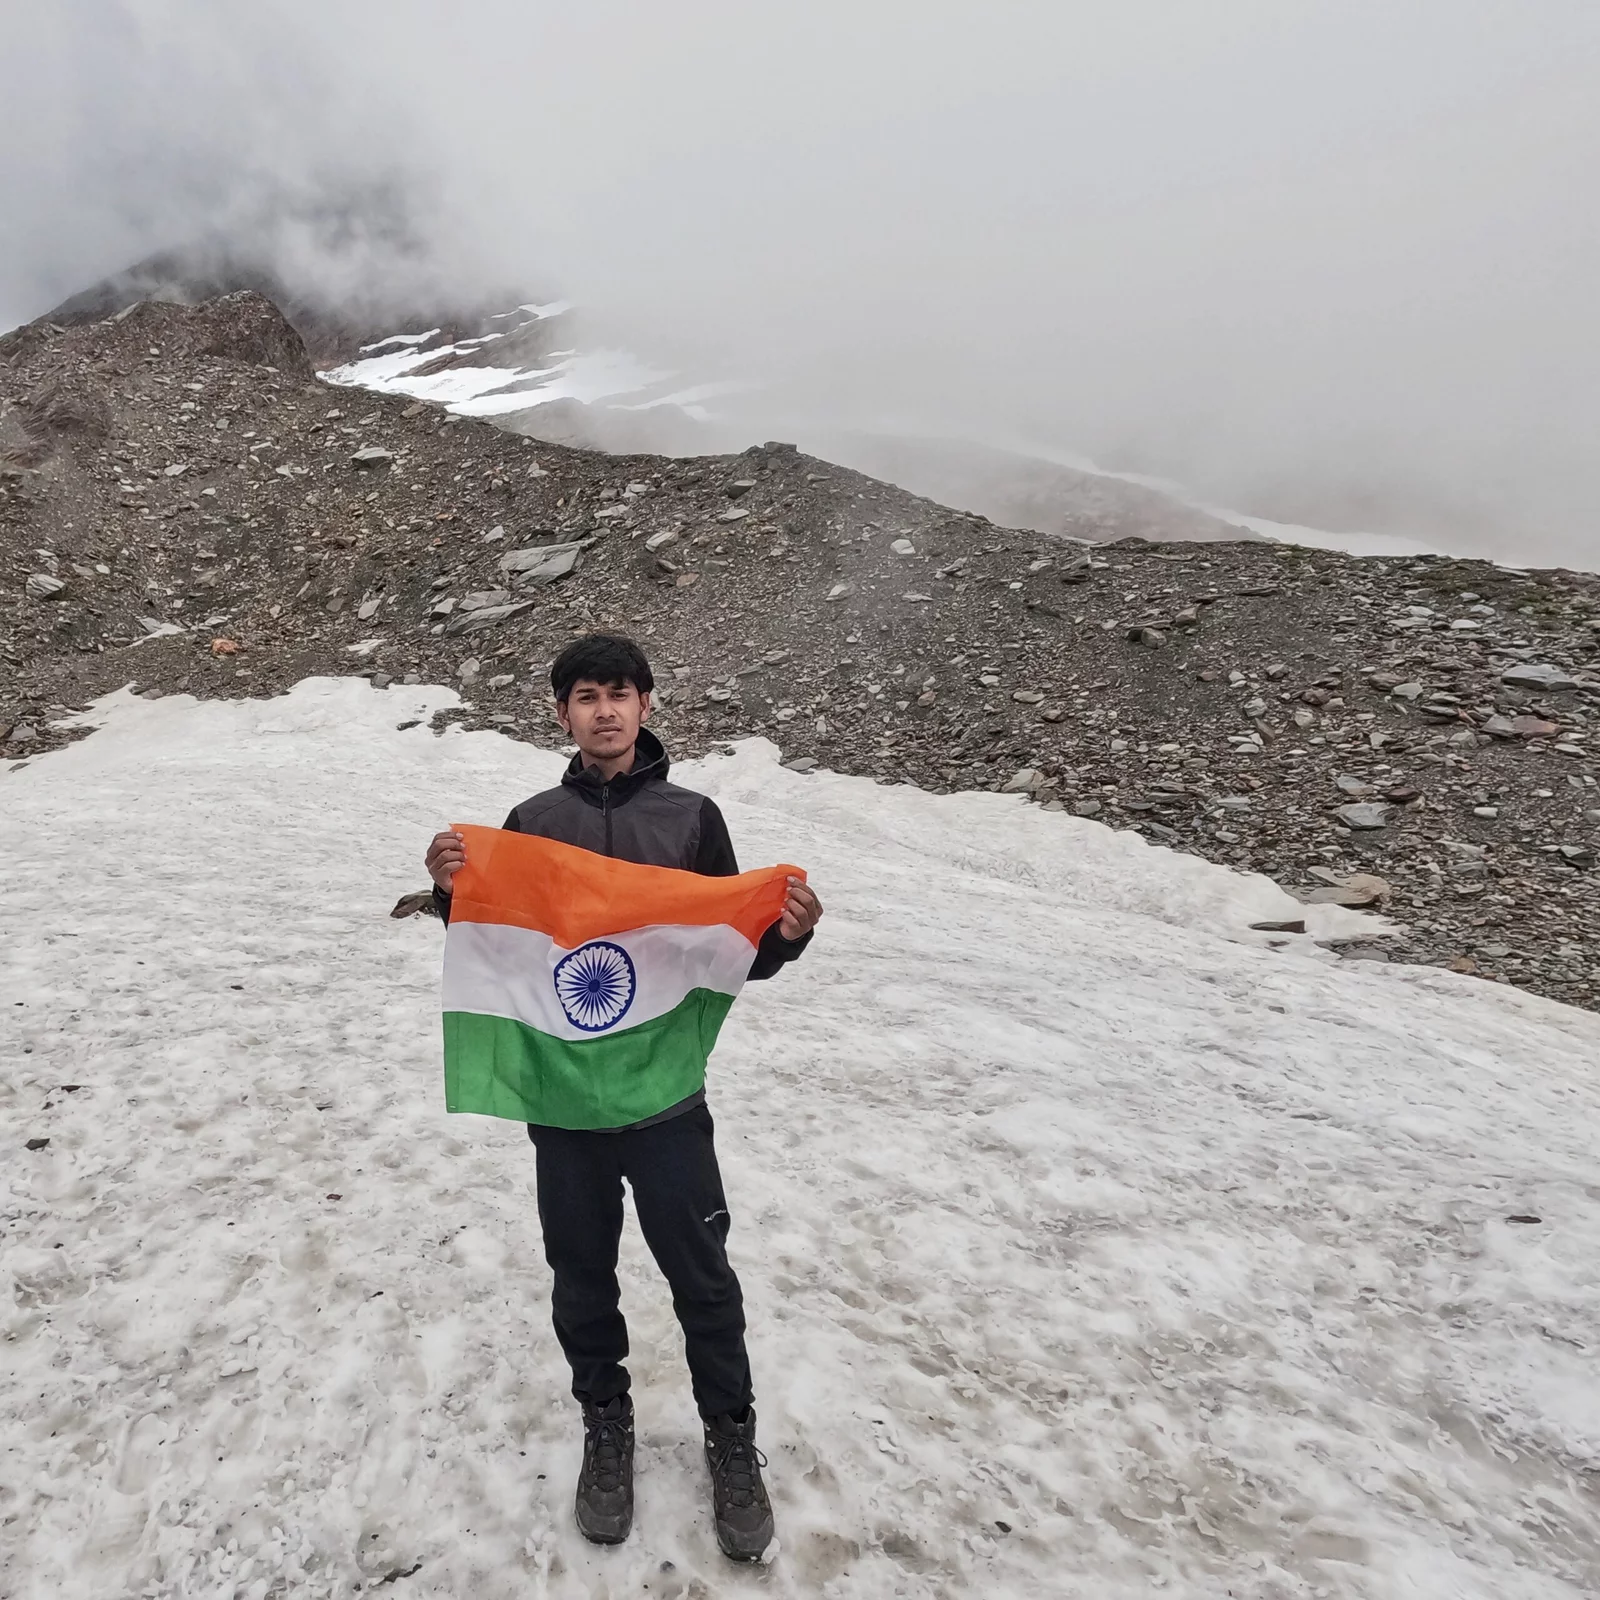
[435,729,810,980]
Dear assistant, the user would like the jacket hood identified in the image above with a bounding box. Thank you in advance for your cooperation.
[561,726,670,806]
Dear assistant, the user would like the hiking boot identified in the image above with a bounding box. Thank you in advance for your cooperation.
[575,1395,634,1545]
[703,1407,774,1561]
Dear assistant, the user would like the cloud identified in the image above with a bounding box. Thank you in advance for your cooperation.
[4,0,1598,563]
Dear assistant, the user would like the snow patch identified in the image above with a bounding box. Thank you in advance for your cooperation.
[5,677,1599,1597]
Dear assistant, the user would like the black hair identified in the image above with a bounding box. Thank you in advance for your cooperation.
[550,633,655,703]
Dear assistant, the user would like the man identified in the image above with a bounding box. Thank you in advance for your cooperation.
[425,633,822,1561]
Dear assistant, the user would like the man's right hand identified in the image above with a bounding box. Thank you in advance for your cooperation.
[426,829,467,892]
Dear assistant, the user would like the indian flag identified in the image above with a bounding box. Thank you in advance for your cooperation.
[441,825,800,1129]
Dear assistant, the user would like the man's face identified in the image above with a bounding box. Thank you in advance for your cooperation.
[557,677,650,762]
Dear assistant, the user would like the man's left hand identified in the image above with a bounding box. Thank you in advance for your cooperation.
[779,877,823,942]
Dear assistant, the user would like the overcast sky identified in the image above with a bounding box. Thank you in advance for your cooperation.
[4,1,1598,562]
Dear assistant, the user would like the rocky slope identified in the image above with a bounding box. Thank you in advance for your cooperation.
[3,293,1598,1007]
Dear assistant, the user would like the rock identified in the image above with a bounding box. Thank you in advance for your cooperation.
[1509,715,1562,738]
[1058,561,1091,585]
[1501,663,1579,691]
[644,529,679,552]
[1012,689,1044,704]
[1002,767,1041,794]
[1040,707,1066,723]
[783,756,819,773]
[891,538,916,556]
[1302,872,1391,907]
[487,673,515,689]
[500,542,583,584]
[1391,681,1425,700]
[25,1138,50,1151]
[827,583,852,601]
[1127,627,1165,647]
[430,596,457,617]
[1335,774,1372,796]
[1243,697,1267,719]
[459,589,513,612]
[446,600,535,635]
[482,524,506,542]
[1251,919,1307,934]
[390,891,439,919]
[718,507,751,523]
[357,594,382,621]
[725,480,757,499]
[350,446,394,468]
[457,658,480,683]
[1072,798,1103,816]
[1335,802,1391,831]
[1473,805,1499,819]
[1480,714,1517,738]
[163,462,187,476]
[26,573,66,599]
[1559,844,1595,867]
[10,724,37,743]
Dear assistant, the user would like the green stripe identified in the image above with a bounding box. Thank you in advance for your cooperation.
[443,988,736,1130]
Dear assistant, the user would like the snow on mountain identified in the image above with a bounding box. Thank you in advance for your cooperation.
[5,679,1599,1597]
[320,302,674,420]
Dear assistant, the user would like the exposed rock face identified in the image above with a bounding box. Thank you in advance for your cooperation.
[3,294,1598,1009]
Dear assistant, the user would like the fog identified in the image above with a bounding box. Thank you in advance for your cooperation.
[4,1,1599,564]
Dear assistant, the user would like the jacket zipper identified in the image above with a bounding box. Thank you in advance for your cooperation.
[602,783,613,856]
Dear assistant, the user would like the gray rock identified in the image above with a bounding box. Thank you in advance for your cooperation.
[459,589,513,612]
[644,529,679,552]
[26,573,66,599]
[356,594,382,621]
[725,479,757,499]
[783,756,819,773]
[1335,802,1391,831]
[446,600,535,635]
[827,583,852,601]
[1501,663,1579,691]
[430,596,457,617]
[891,539,916,556]
[1012,689,1044,704]
[458,658,480,683]
[1391,681,1425,700]
[1002,768,1041,794]
[718,507,751,523]
[1072,798,1103,816]
[351,447,394,468]
[1480,714,1516,738]
[500,542,583,584]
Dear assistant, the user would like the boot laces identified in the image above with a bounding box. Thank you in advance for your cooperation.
[585,1415,630,1492]
[709,1431,768,1508]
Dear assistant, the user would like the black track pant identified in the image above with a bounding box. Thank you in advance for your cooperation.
[527,1104,753,1420]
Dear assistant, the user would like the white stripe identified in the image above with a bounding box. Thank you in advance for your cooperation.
[442,920,757,1041]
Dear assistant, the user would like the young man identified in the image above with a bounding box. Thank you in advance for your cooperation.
[425,633,822,1561]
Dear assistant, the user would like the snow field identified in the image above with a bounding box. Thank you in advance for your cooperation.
[3,678,1599,1599]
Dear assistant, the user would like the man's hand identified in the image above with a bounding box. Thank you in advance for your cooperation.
[426,829,467,892]
[778,877,823,942]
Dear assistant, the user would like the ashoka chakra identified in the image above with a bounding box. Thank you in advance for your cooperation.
[553,940,637,1032]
